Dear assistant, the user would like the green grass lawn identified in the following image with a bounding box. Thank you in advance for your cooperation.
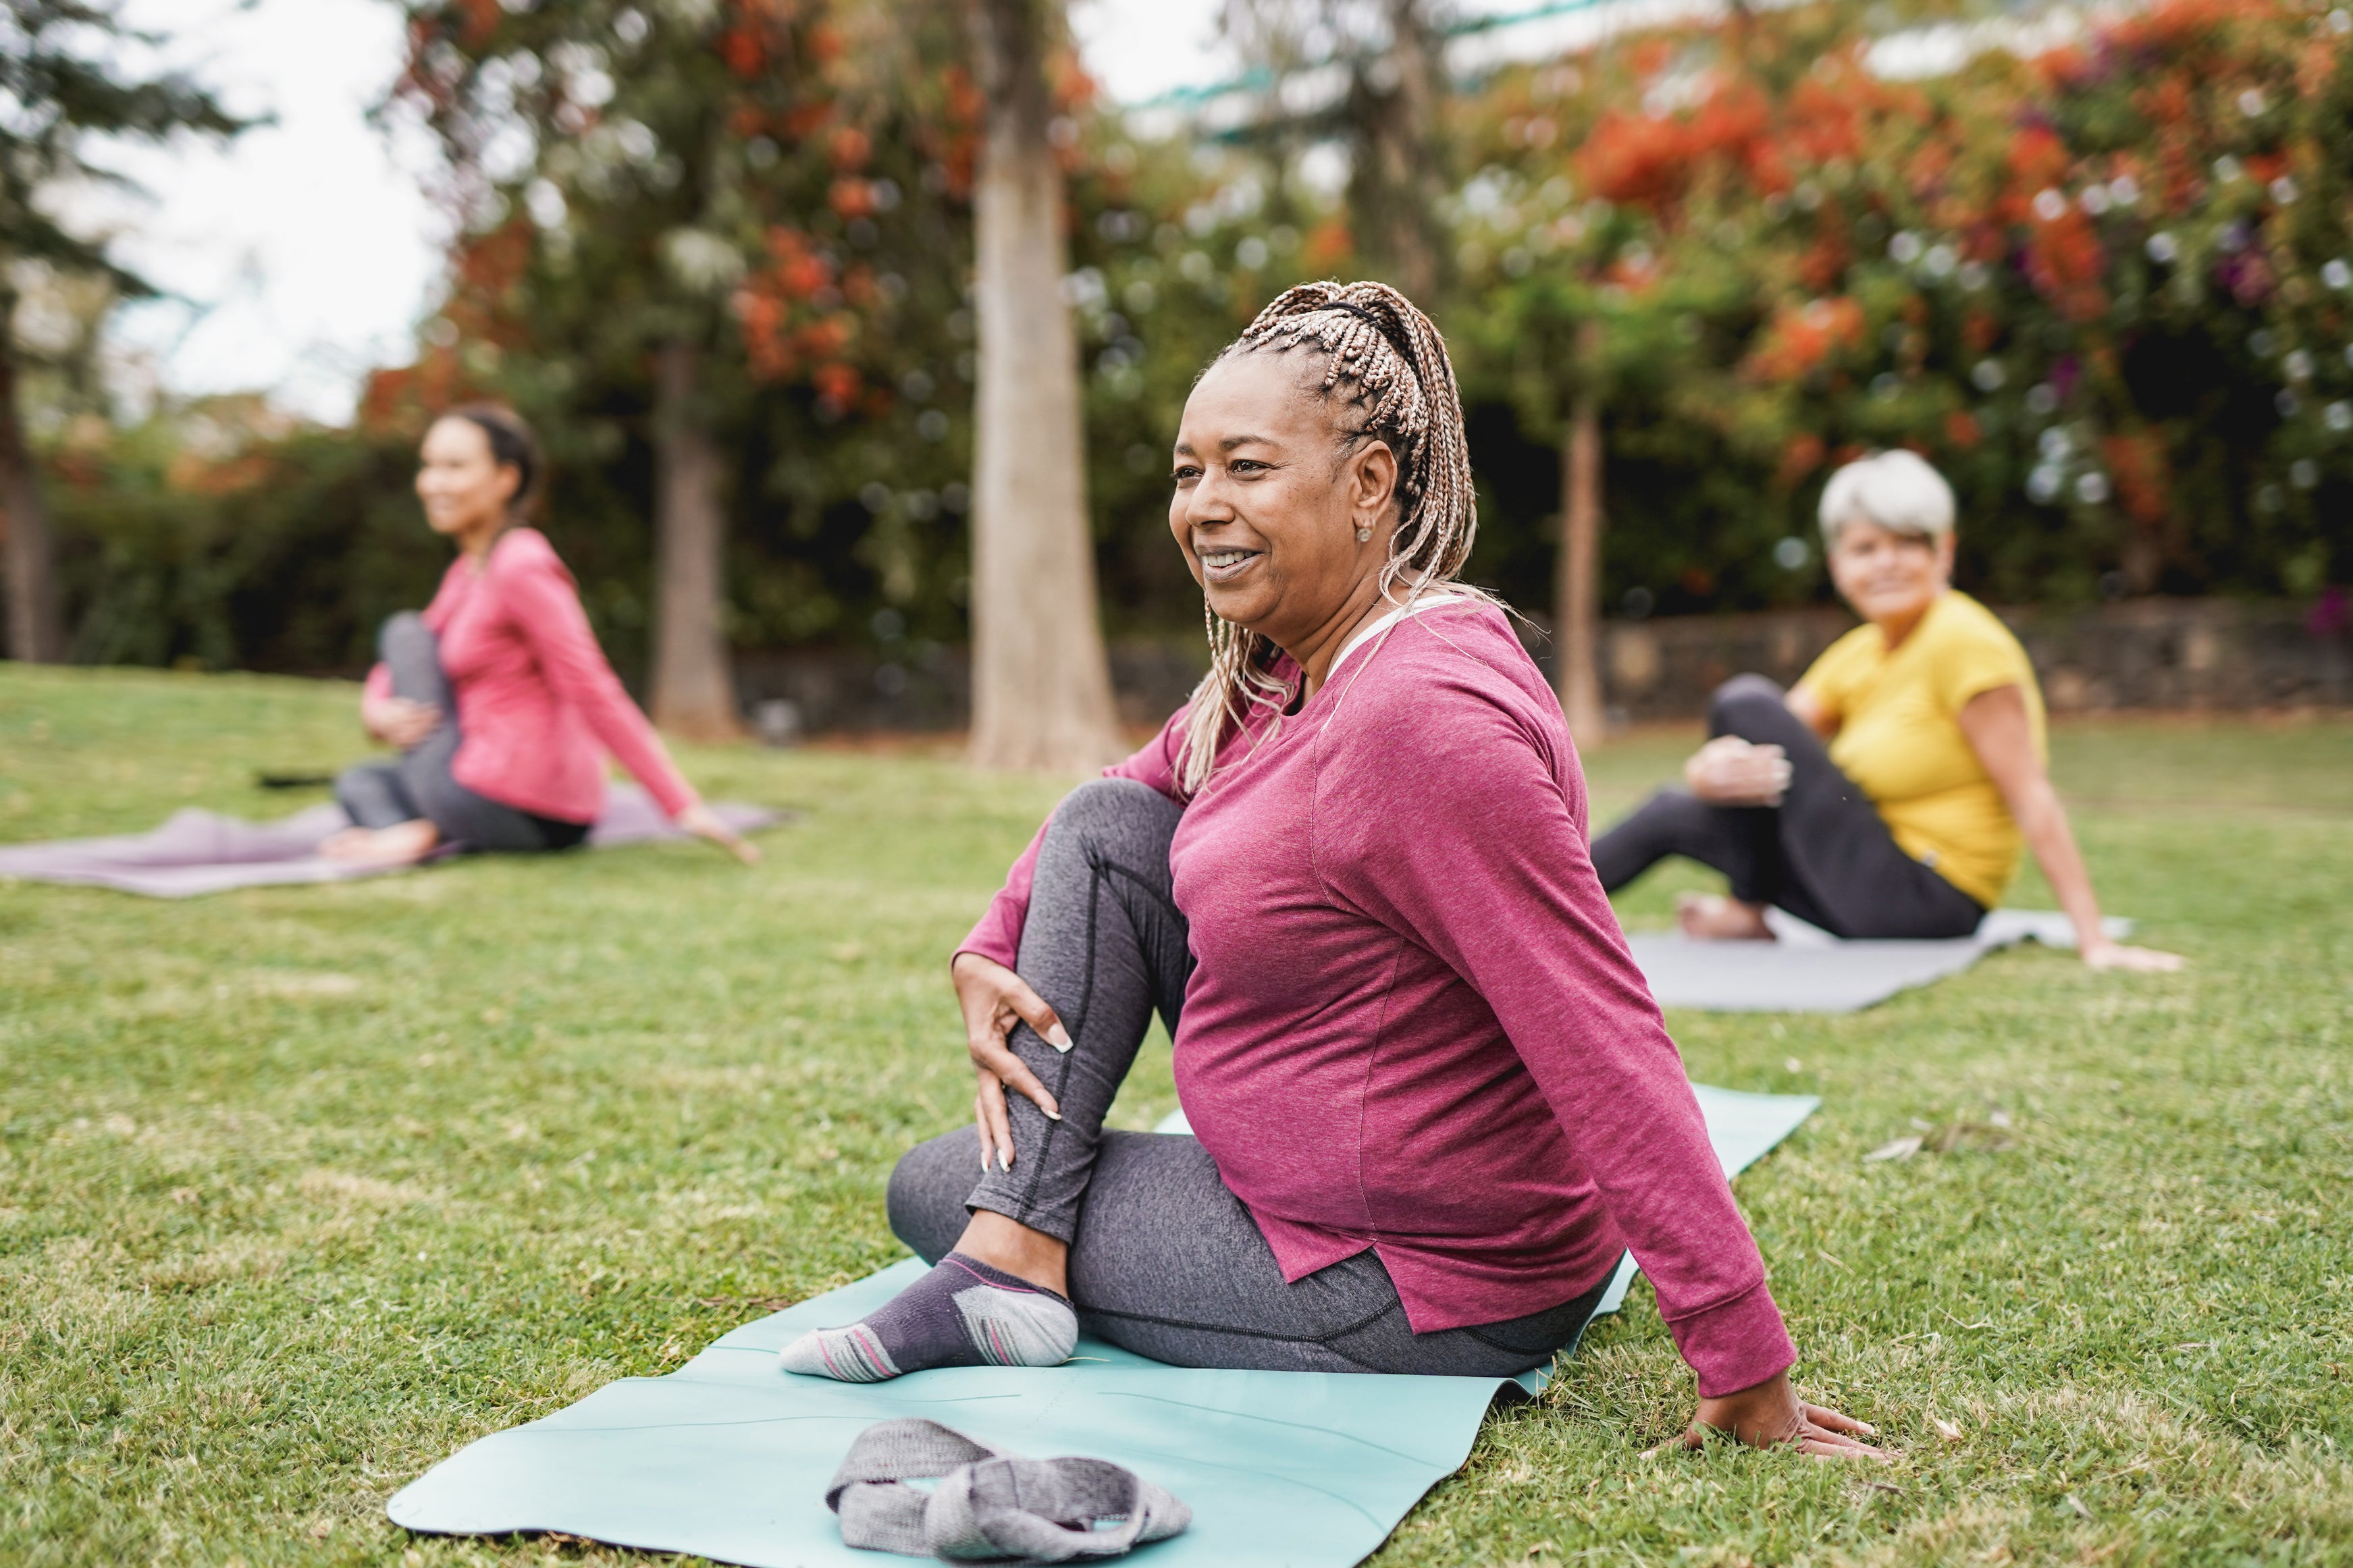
[3,664,2350,1567]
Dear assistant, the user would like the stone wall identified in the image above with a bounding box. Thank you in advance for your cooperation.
[1556,597,2352,723]
[730,597,2351,737]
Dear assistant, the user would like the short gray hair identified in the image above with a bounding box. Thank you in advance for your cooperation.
[1818,450,1955,545]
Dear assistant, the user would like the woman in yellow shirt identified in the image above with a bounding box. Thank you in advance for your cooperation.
[1591,451,2179,971]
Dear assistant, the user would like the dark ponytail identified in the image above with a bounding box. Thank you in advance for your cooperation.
[446,402,543,520]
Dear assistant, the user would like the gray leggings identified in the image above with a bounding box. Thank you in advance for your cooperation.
[334,613,589,854]
[1589,674,1984,940]
[888,778,1613,1376]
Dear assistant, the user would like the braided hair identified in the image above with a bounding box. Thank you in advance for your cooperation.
[1173,281,1481,794]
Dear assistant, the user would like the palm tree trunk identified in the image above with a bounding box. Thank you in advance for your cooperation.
[649,338,741,740]
[0,326,64,663]
[964,0,1121,771]
[1556,378,1606,749]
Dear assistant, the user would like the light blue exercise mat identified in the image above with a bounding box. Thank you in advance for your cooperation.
[388,1085,1818,1567]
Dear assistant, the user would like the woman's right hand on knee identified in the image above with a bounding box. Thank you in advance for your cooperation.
[1684,736,1791,806]
[362,694,440,749]
[951,952,1071,1172]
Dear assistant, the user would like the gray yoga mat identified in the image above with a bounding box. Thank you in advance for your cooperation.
[0,785,786,898]
[1625,908,2133,1014]
[390,1085,1818,1568]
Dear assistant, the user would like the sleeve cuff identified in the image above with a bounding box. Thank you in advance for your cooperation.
[1660,1276,1797,1399]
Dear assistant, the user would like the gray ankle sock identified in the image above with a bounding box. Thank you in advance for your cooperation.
[780,1253,1078,1382]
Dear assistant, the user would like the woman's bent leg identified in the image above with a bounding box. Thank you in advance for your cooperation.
[335,760,417,830]
[781,779,1188,1383]
[965,777,1191,1243]
[891,1125,1604,1375]
[1589,788,1779,905]
[1074,1129,1604,1375]
[1708,675,1982,938]
[377,614,564,855]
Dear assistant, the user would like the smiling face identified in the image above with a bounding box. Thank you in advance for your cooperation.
[1168,352,1400,661]
[1825,515,1954,630]
[415,416,521,543]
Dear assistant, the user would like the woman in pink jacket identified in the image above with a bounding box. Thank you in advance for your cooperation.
[781,285,1876,1460]
[325,405,752,867]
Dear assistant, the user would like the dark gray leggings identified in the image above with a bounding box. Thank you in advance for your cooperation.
[334,613,588,854]
[887,778,1613,1376]
[1588,674,1984,940]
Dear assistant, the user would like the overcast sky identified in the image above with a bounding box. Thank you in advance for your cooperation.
[92,0,1238,424]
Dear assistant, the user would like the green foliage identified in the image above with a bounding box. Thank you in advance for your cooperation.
[41,409,438,673]
[24,0,2353,679]
[0,0,248,292]
[1448,0,2353,615]
[5,666,2353,1562]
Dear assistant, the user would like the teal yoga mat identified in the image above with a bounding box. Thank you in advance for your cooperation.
[388,1085,1818,1567]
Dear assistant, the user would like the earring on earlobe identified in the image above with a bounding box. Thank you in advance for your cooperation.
[1356,527,1373,543]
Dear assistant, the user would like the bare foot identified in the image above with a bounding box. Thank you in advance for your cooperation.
[1676,893,1776,941]
[319,820,441,867]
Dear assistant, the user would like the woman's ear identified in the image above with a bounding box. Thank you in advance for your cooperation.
[1934,531,1957,580]
[1349,439,1400,529]
[494,462,524,512]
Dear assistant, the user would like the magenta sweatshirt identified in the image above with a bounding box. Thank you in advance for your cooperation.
[363,529,699,825]
[961,601,1795,1397]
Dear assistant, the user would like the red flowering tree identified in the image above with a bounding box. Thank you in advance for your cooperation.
[1453,0,2353,628]
[394,0,907,737]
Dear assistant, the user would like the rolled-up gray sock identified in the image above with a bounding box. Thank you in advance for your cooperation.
[780,1253,1077,1382]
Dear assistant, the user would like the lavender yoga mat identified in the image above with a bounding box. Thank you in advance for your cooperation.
[0,785,787,898]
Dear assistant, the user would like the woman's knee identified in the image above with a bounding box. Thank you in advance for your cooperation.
[378,611,434,663]
[1049,777,1181,845]
[1708,674,1790,738]
[885,1129,980,1264]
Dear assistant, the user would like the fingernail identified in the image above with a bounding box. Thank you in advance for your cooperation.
[1045,1024,1074,1053]
[1045,1109,1062,1121]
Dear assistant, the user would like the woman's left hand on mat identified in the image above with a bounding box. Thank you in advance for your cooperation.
[1665,1370,1886,1460]
[676,803,760,865]
[952,952,1069,1172]
[2081,937,2184,973]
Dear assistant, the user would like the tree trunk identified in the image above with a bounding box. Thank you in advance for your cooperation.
[649,339,742,740]
[1345,0,1450,301]
[964,0,1122,772]
[0,325,64,664]
[1556,381,1606,749]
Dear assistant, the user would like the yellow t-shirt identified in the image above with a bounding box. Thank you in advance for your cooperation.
[1792,591,2044,907]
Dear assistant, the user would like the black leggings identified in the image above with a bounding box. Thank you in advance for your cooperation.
[1589,675,1985,940]
[334,613,589,855]
[887,778,1614,1376]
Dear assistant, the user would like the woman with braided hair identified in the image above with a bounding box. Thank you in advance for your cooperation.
[784,283,1878,1459]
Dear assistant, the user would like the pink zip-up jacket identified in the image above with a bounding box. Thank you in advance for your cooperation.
[960,599,1795,1397]
[363,528,699,825]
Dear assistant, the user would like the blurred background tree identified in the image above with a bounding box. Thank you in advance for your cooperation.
[10,0,2351,734]
[964,0,1123,769]
[0,0,247,664]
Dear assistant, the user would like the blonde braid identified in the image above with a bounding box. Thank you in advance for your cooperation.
[1174,281,1481,794]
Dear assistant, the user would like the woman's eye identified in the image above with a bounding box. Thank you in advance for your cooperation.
[1231,460,1267,475]
[1172,464,1200,483]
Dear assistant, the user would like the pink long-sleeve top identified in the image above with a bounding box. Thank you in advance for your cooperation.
[363,528,699,825]
[961,600,1795,1397]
